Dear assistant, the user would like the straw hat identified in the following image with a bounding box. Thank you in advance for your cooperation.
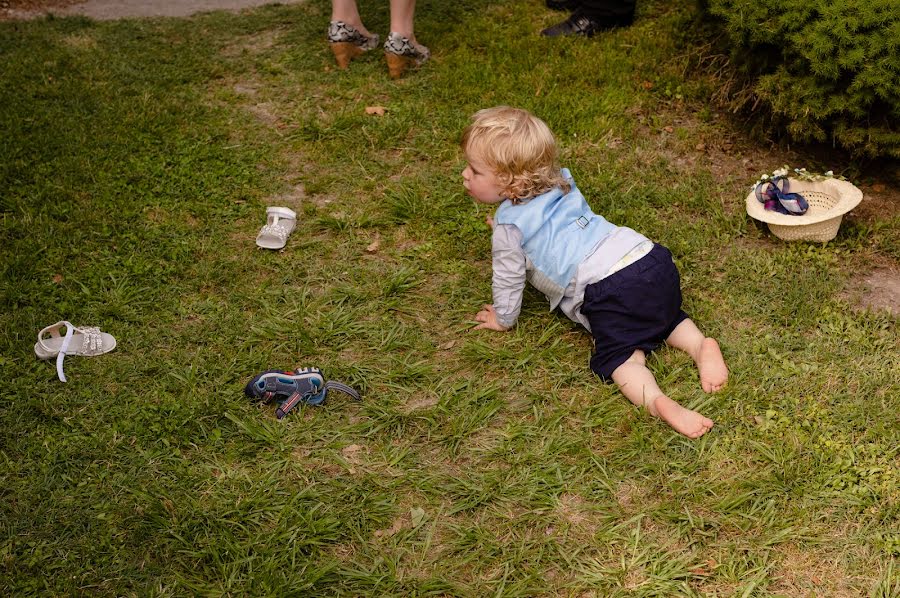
[745,177,863,242]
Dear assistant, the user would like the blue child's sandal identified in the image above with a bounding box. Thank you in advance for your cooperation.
[244,367,360,419]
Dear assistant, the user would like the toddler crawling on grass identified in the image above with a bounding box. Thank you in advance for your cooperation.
[461,106,728,438]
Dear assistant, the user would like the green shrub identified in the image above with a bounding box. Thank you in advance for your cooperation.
[706,0,900,158]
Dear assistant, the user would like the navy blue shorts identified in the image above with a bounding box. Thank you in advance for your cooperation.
[580,244,689,381]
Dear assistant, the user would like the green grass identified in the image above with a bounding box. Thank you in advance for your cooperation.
[2,0,898,595]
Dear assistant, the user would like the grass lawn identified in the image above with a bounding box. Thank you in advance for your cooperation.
[1,0,898,594]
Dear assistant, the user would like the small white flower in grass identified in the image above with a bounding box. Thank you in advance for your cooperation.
[825,170,833,176]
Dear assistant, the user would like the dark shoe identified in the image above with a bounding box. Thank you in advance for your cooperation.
[541,12,602,37]
[546,0,580,10]
[540,11,632,37]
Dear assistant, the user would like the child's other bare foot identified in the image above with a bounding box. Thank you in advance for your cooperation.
[698,338,728,393]
[652,395,714,439]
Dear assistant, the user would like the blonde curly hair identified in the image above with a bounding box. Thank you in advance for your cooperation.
[461,106,570,202]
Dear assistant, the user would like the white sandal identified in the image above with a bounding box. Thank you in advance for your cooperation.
[35,321,117,382]
[256,206,297,250]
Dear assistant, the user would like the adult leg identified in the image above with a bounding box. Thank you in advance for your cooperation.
[666,318,728,393]
[385,0,428,78]
[612,349,714,439]
[579,0,636,25]
[331,0,373,37]
[546,0,581,11]
[389,0,417,42]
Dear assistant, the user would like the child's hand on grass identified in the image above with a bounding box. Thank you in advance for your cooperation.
[473,304,509,331]
[485,215,494,229]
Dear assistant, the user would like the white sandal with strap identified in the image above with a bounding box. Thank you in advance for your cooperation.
[256,206,297,250]
[34,321,117,382]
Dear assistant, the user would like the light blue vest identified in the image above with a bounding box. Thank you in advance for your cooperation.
[495,169,615,290]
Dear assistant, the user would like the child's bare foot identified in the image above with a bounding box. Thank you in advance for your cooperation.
[652,395,714,439]
[697,338,728,393]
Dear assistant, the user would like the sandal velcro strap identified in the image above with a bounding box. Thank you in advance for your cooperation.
[263,378,283,394]
[244,367,361,419]
[323,381,361,401]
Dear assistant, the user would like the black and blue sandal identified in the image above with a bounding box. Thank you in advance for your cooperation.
[244,367,360,419]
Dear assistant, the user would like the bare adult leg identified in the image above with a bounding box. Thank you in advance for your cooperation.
[331,0,373,37]
[611,350,714,438]
[389,0,417,42]
[665,319,728,393]
[385,0,427,78]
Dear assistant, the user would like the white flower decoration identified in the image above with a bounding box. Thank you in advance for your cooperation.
[751,165,846,189]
